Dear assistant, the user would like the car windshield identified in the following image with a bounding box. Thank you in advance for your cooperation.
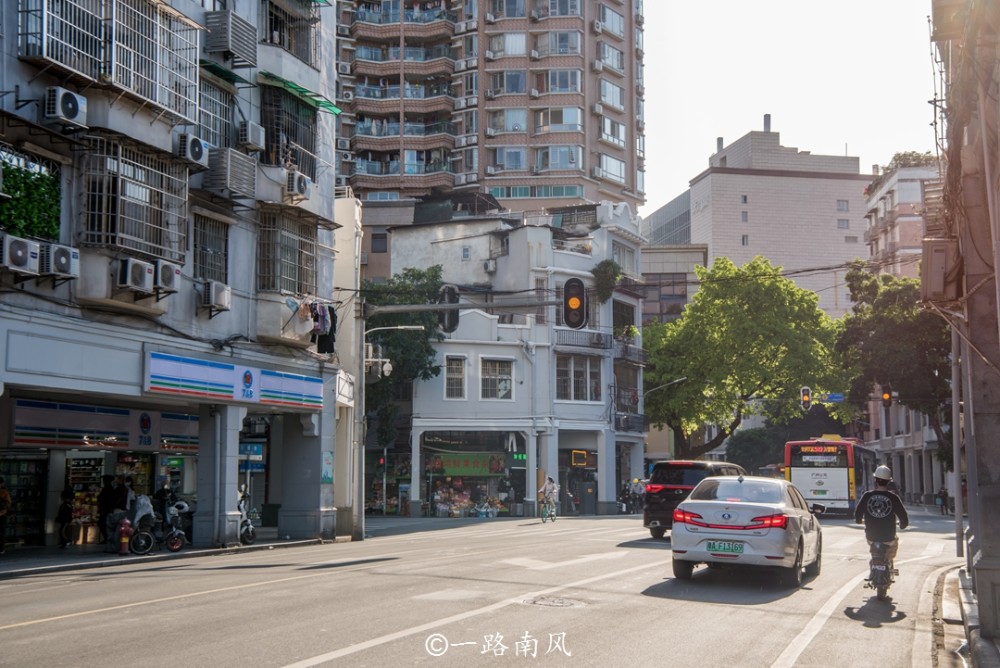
[650,467,709,486]
[690,480,783,504]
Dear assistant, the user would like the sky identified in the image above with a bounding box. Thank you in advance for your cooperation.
[638,1,939,219]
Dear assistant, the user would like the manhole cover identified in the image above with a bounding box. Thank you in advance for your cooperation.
[523,596,584,608]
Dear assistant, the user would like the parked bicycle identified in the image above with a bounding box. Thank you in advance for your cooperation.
[129,495,189,555]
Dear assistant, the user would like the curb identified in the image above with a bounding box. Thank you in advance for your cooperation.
[957,568,1000,668]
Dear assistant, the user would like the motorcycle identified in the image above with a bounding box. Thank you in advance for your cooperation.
[130,496,190,555]
[238,485,257,545]
[866,541,898,601]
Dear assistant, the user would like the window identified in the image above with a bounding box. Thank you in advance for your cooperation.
[371,232,388,253]
[837,199,850,212]
[845,235,859,243]
[535,145,580,170]
[489,32,526,56]
[612,242,636,275]
[741,234,749,246]
[599,79,625,109]
[837,218,850,229]
[462,246,471,261]
[547,0,581,17]
[600,117,626,147]
[537,69,581,94]
[642,273,687,324]
[445,356,466,399]
[741,211,748,223]
[599,5,625,37]
[598,154,626,183]
[534,106,583,133]
[198,78,235,148]
[492,70,527,94]
[740,194,748,204]
[261,86,319,179]
[263,0,320,66]
[481,359,513,400]
[491,0,526,17]
[492,147,526,170]
[82,134,188,262]
[535,277,547,324]
[193,213,230,282]
[537,31,580,56]
[556,355,602,401]
[489,184,584,200]
[599,42,625,71]
[488,108,528,132]
[257,208,317,294]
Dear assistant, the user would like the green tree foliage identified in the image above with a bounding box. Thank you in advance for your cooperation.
[0,163,61,239]
[727,405,845,472]
[362,266,445,447]
[835,260,952,459]
[643,256,838,460]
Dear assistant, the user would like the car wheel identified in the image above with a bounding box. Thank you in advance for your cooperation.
[805,536,822,578]
[672,559,694,580]
[650,527,666,540]
[784,542,804,588]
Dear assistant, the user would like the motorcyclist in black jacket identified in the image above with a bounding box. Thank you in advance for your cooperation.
[854,465,909,561]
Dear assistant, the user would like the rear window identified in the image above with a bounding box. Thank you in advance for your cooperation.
[650,466,710,486]
[690,479,783,504]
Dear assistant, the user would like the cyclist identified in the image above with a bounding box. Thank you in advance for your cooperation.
[854,465,909,562]
[540,476,559,519]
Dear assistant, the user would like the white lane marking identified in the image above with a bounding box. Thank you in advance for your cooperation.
[279,560,665,668]
[771,555,933,668]
[500,552,627,570]
[921,542,945,557]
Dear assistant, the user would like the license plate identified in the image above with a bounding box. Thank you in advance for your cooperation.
[872,564,887,571]
[812,490,828,495]
[707,541,744,554]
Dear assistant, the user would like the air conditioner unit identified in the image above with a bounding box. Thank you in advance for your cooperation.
[202,280,232,311]
[485,165,497,175]
[336,25,350,36]
[636,47,644,60]
[455,174,466,185]
[529,49,540,60]
[592,59,604,72]
[485,127,497,137]
[485,89,498,99]
[359,251,368,265]
[154,259,181,294]
[484,12,496,23]
[43,87,87,130]
[455,97,467,110]
[455,59,466,71]
[335,138,350,151]
[39,243,79,279]
[636,84,645,97]
[590,332,607,346]
[176,134,210,168]
[530,166,540,175]
[337,63,351,75]
[0,234,40,276]
[466,134,478,145]
[485,50,496,60]
[591,166,603,179]
[466,173,478,183]
[340,152,354,162]
[117,258,154,293]
[637,119,645,132]
[529,88,540,99]
[529,9,540,21]
[335,176,348,187]
[615,415,630,431]
[636,13,644,25]
[592,102,604,115]
[342,90,354,102]
[592,20,603,34]
[455,136,467,147]
[466,95,478,107]
[483,258,497,273]
[238,121,266,152]
[286,170,313,200]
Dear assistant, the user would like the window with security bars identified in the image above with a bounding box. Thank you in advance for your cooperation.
[535,278,546,324]
[193,214,229,282]
[481,359,513,400]
[556,355,601,401]
[261,86,318,179]
[445,356,466,399]
[199,78,235,148]
[262,0,320,67]
[257,209,317,294]
[82,135,188,262]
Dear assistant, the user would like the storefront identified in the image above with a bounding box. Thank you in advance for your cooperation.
[425,452,510,517]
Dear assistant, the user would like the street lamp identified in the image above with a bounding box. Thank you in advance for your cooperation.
[643,377,687,397]
[354,325,424,541]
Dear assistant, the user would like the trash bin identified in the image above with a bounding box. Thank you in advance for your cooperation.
[262,503,281,527]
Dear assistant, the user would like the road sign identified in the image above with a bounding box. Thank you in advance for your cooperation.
[819,392,845,403]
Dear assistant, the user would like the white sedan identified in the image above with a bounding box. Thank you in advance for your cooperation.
[670,475,824,587]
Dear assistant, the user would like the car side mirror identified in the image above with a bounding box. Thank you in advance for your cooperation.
[810,503,826,515]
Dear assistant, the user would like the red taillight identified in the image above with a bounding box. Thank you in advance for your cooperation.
[646,483,665,493]
[751,513,788,529]
[673,508,704,525]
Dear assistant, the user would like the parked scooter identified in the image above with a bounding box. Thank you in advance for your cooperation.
[865,541,898,601]
[129,495,190,555]
[238,484,256,545]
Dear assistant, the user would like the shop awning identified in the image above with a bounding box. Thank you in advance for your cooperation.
[258,71,342,115]
[200,60,253,86]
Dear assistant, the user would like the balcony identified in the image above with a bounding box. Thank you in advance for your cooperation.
[353,7,456,41]
[615,412,646,433]
[614,341,648,366]
[615,386,641,413]
[555,329,612,349]
[615,274,644,297]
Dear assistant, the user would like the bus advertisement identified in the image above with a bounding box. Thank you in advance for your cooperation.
[784,436,878,513]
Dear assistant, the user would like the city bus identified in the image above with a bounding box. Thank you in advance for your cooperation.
[784,435,878,513]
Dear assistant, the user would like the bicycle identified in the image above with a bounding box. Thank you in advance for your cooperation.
[540,498,557,523]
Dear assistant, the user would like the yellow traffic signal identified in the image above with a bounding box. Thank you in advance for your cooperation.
[881,385,892,408]
[800,386,811,411]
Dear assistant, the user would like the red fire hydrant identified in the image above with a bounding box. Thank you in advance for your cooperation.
[118,518,133,555]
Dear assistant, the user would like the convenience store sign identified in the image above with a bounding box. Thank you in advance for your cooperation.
[426,453,506,477]
[145,352,323,410]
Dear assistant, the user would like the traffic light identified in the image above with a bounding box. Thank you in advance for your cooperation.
[881,385,893,408]
[800,386,811,411]
[563,278,588,329]
[437,284,459,333]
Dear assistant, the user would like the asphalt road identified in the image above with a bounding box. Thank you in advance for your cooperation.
[0,510,961,667]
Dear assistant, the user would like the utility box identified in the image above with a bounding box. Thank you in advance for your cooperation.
[921,238,960,302]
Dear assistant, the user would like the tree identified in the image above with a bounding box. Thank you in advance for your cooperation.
[724,428,783,473]
[835,260,952,455]
[643,256,839,460]
[362,266,445,447]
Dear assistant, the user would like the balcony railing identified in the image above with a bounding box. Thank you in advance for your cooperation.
[355,83,455,100]
[614,341,648,365]
[555,329,612,349]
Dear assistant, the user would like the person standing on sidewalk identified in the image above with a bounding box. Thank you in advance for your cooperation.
[0,477,12,555]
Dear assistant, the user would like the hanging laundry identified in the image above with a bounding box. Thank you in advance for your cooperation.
[314,306,337,354]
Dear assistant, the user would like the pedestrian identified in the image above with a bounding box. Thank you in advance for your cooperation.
[936,486,948,515]
[0,477,11,555]
[56,489,74,548]
[96,475,116,544]
[153,479,176,525]
[116,476,136,513]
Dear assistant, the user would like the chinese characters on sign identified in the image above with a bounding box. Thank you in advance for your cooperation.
[424,632,571,658]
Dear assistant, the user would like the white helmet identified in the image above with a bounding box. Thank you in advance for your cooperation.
[874,465,892,482]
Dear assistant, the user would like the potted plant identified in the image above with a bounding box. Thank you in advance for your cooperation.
[591,259,622,303]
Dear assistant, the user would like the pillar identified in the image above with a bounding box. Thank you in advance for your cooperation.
[194,404,245,548]
[278,407,337,540]
[409,427,423,517]
[596,429,617,515]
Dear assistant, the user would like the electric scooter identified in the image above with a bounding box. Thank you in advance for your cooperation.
[238,484,256,545]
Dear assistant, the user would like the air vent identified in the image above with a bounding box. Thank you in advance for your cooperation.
[43,87,87,130]
[154,259,181,294]
[0,234,40,276]
[39,243,79,279]
[117,258,154,293]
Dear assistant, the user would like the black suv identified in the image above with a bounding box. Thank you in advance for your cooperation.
[643,460,748,538]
